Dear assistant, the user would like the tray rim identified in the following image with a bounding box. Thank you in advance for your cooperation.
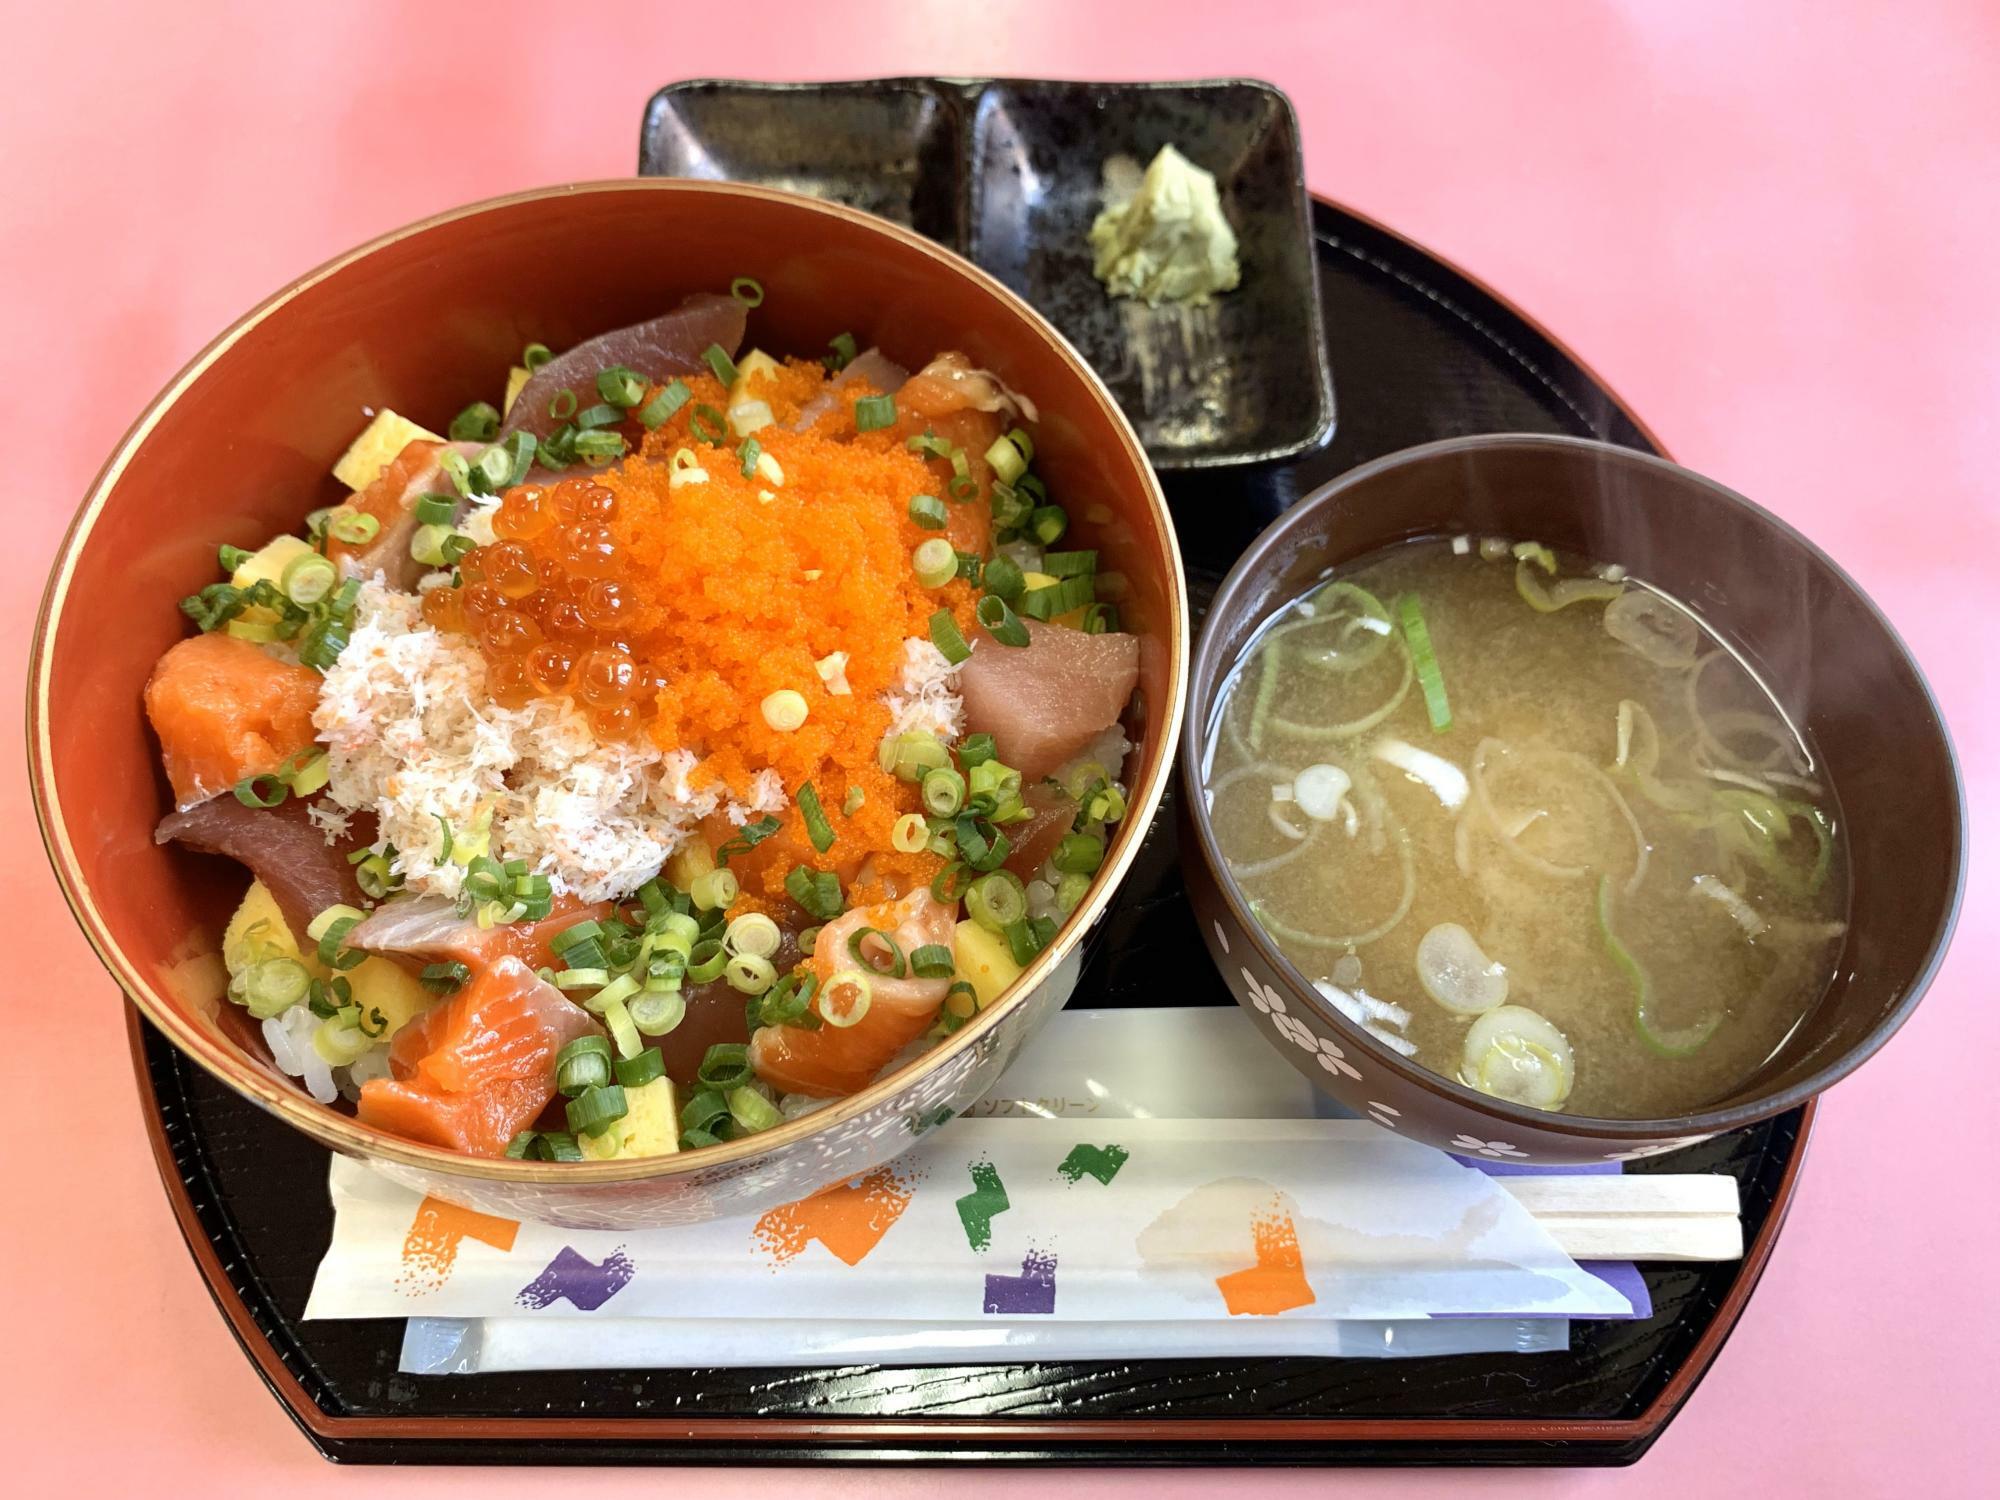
[638,74,1340,471]
[124,190,1808,1460]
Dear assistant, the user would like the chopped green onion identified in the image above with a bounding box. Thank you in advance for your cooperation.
[844,924,908,980]
[233,772,288,808]
[548,389,579,420]
[1004,916,1057,965]
[913,537,957,588]
[449,401,501,442]
[412,493,457,527]
[217,543,253,575]
[615,1047,666,1087]
[909,943,955,979]
[1600,874,1721,1056]
[949,473,980,502]
[885,730,950,782]
[842,785,865,817]
[596,365,648,408]
[891,812,931,853]
[534,1131,584,1161]
[1018,575,1095,621]
[505,1131,538,1159]
[687,938,728,984]
[784,864,844,921]
[1080,602,1120,634]
[420,961,470,996]
[797,781,836,853]
[957,733,997,769]
[967,872,1027,932]
[552,967,610,990]
[1396,593,1452,732]
[725,911,782,959]
[977,593,1030,647]
[955,549,984,583]
[1040,549,1097,578]
[556,1042,613,1098]
[574,402,624,430]
[351,849,400,899]
[954,812,1013,872]
[929,608,971,665]
[1055,870,1091,914]
[820,970,873,1028]
[980,558,1026,601]
[326,510,380,546]
[908,494,947,530]
[690,867,740,912]
[703,344,739,387]
[716,814,781,865]
[727,1086,782,1134]
[796,927,822,958]
[826,332,857,371]
[854,394,897,432]
[1029,505,1068,546]
[1053,832,1106,875]
[983,433,1027,484]
[566,1082,628,1138]
[690,403,729,444]
[931,861,975,904]
[737,436,763,478]
[638,378,690,429]
[724,953,777,994]
[522,342,554,371]
[730,276,764,307]
[276,553,336,608]
[629,989,685,1036]
[237,957,310,1019]
[922,767,966,817]
[698,1043,754,1091]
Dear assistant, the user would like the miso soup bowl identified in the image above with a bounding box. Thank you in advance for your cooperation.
[1181,433,1964,1163]
[30,180,1187,1228]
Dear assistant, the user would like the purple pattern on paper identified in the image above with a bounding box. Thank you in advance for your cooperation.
[1456,1156,1623,1176]
[515,1245,636,1312]
[983,1248,1058,1315]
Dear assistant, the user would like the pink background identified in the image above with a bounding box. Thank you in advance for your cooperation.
[4,1,1993,1492]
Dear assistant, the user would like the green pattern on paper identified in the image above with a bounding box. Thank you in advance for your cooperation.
[1057,1143,1129,1186]
[955,1160,1010,1251]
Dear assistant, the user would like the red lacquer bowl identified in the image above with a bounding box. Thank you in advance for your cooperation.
[30,181,1187,1227]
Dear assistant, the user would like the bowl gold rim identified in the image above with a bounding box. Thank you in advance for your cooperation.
[29,177,1189,1185]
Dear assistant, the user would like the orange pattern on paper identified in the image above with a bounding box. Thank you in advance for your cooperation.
[396,1195,521,1295]
[1215,1208,1317,1316]
[753,1167,915,1267]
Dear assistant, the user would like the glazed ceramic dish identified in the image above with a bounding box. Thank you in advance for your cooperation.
[31,180,1187,1228]
[1182,434,1962,1162]
[641,77,1336,468]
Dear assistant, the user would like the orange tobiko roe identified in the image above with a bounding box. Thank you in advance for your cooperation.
[430,361,985,905]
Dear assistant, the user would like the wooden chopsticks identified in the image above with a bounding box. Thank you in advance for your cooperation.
[1498,1174,1743,1261]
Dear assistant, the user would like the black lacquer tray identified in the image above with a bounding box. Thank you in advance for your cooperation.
[130,103,1810,1465]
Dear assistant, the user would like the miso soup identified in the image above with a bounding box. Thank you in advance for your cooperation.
[1202,536,1848,1119]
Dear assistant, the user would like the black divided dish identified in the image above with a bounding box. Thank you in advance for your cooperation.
[641,78,1336,468]
[132,102,1804,1465]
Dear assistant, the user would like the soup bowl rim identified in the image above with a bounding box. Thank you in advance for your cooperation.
[1181,429,1967,1140]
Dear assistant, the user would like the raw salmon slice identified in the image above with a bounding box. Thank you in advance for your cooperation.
[144,631,324,809]
[355,1074,551,1158]
[327,438,482,590]
[360,957,601,1155]
[351,895,612,970]
[957,620,1140,781]
[387,956,602,1096]
[751,888,955,1098]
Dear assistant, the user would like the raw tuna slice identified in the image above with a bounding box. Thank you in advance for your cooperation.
[957,620,1141,781]
[750,888,955,1098]
[327,439,484,589]
[1001,783,1078,880]
[359,956,602,1156]
[501,293,748,442]
[787,347,909,432]
[156,795,375,946]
